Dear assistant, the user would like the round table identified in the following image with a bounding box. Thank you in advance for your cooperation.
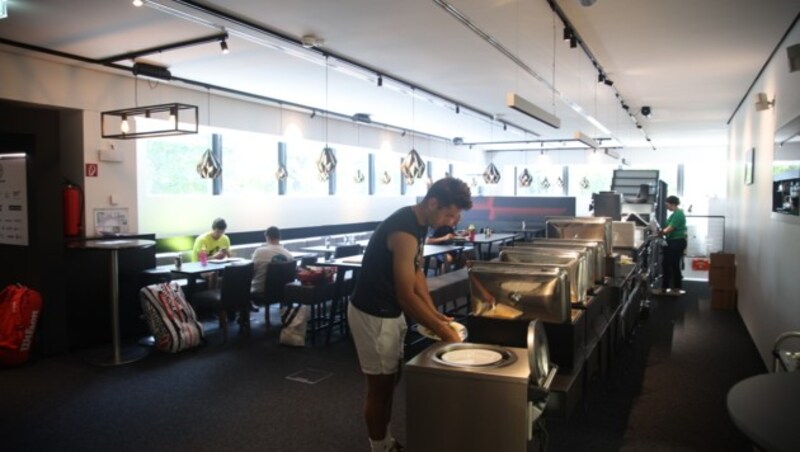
[69,239,156,366]
[727,371,800,452]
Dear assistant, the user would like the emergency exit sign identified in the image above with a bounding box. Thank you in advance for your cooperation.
[85,163,98,177]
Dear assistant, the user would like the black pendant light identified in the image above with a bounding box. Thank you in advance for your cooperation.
[317,146,337,179]
[400,90,426,182]
[197,148,221,178]
[317,55,337,179]
[519,168,533,187]
[483,162,501,184]
[401,149,426,180]
[275,165,288,181]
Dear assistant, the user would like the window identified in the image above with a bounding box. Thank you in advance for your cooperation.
[139,132,214,195]
[335,144,370,197]
[219,131,279,195]
[517,165,564,197]
[285,140,332,196]
[374,151,402,196]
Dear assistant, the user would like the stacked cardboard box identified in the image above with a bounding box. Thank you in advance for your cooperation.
[709,252,737,310]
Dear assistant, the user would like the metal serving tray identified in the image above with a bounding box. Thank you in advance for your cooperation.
[544,216,612,257]
[524,239,605,283]
[468,261,571,324]
[498,248,590,305]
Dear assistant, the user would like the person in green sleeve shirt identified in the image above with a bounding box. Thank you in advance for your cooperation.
[658,196,688,295]
[192,217,231,262]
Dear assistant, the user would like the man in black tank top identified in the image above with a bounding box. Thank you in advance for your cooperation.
[348,177,472,452]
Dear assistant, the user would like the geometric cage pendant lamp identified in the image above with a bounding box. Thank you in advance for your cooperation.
[101,102,198,139]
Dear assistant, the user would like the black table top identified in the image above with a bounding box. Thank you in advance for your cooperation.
[727,371,800,452]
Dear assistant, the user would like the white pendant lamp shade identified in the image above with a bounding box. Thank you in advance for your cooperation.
[483,163,501,184]
[401,148,426,180]
[197,149,222,178]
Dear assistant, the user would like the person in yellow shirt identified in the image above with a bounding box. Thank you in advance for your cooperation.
[192,218,231,291]
[192,218,231,261]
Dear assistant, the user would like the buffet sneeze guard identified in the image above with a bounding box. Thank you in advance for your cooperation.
[499,248,591,305]
[468,261,572,324]
[544,216,612,257]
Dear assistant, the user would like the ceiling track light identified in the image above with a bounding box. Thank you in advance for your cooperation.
[569,36,577,49]
[132,0,143,6]
[598,73,605,83]
[603,78,613,87]
[754,92,775,112]
[219,39,229,54]
[641,106,652,118]
[377,74,383,87]
[562,26,572,42]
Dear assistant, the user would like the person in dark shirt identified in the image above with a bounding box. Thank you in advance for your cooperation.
[348,177,473,452]
[425,213,466,273]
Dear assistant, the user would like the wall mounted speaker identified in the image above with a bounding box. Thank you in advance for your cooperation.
[787,44,800,73]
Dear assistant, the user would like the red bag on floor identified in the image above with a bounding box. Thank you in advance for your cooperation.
[0,284,43,367]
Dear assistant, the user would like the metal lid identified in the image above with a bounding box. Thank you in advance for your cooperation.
[527,320,551,386]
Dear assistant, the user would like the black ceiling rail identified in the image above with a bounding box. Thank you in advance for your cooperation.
[0,36,454,143]
[168,0,504,125]
[727,10,800,125]
[99,32,229,64]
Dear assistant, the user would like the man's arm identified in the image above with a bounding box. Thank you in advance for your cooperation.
[389,231,461,342]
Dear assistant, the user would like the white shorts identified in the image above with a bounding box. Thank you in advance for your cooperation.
[348,303,408,375]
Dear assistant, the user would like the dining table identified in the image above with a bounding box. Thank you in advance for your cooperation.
[727,371,800,452]
[67,238,156,366]
[452,232,521,260]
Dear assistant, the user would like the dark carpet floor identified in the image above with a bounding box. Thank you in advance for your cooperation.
[0,280,766,451]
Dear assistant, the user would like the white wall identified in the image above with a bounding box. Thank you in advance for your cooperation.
[727,23,800,366]
[1,50,482,237]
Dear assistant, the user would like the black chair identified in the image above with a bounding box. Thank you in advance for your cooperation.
[333,244,362,258]
[331,244,362,339]
[191,261,254,342]
[250,260,298,327]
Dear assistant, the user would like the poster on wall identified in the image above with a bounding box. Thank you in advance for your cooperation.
[744,147,755,185]
[0,153,30,246]
[94,208,130,236]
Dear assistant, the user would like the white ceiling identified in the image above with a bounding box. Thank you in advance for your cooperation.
[1,0,798,154]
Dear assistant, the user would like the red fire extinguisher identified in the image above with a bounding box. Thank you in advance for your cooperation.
[63,182,84,237]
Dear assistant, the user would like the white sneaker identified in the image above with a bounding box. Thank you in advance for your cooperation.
[387,439,404,452]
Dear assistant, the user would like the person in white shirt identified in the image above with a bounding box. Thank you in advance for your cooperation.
[250,226,295,295]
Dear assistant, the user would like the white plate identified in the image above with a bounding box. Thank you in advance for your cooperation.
[440,348,503,366]
[417,322,468,341]
[208,257,244,264]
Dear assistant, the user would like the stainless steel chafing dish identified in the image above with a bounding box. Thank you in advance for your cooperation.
[544,216,612,257]
[498,248,590,305]
[468,261,571,324]
[523,239,605,283]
